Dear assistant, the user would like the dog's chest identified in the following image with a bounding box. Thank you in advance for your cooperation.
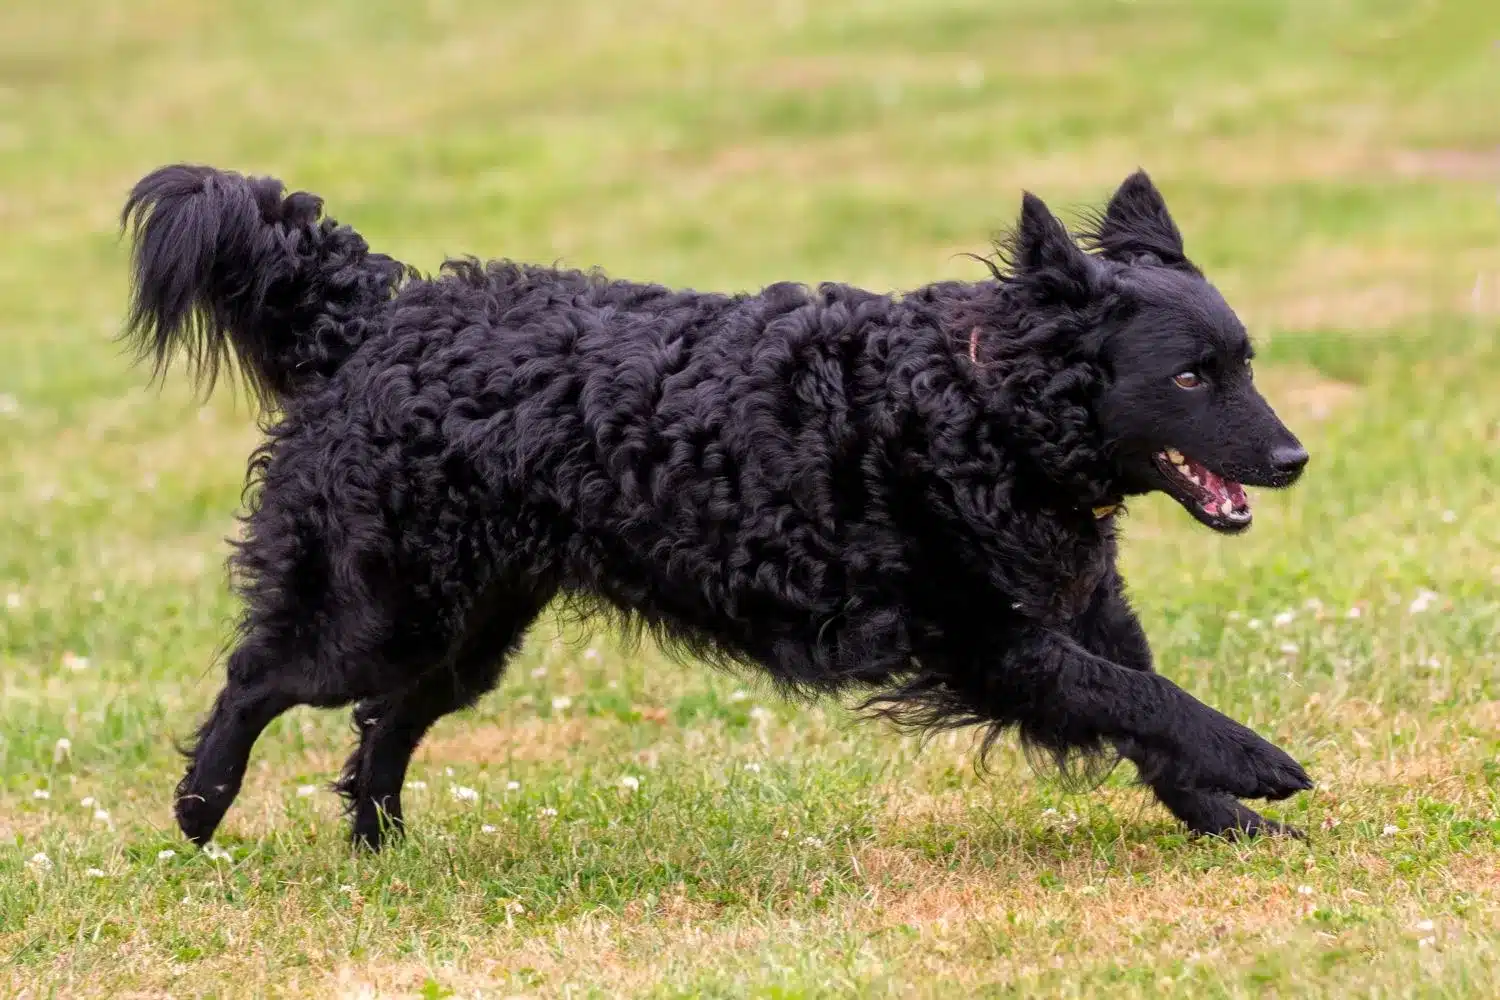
[1011,518,1116,624]
[1055,546,1112,620]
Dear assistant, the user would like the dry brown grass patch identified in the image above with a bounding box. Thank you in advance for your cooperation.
[417,716,608,766]
[315,849,1498,996]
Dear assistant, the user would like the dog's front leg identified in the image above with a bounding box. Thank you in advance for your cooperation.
[1070,575,1306,837]
[996,626,1312,805]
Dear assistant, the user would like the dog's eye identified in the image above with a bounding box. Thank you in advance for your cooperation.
[1172,371,1202,389]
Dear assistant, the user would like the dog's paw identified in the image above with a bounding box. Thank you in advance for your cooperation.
[1227,813,1305,840]
[174,764,244,847]
[1151,784,1305,839]
[1188,797,1303,840]
[175,787,230,847]
[1170,719,1312,802]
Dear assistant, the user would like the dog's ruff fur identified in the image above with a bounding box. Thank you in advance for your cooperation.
[122,164,1313,850]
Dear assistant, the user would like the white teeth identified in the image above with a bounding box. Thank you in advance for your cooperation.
[1220,499,1234,516]
[1166,449,1185,465]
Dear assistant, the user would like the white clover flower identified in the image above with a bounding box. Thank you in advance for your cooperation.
[481,824,497,834]
[1297,885,1314,896]
[551,696,572,712]
[85,868,106,878]
[53,737,72,762]
[1383,824,1400,836]
[157,849,177,861]
[1247,619,1263,630]
[450,785,479,802]
[405,780,427,791]
[801,836,824,848]
[743,763,761,773]
[203,843,232,862]
[32,789,50,800]
[80,796,95,808]
[1272,611,1296,628]
[1279,643,1299,656]
[4,593,20,610]
[28,852,52,871]
[295,785,317,798]
[1409,590,1439,614]
[1346,607,1362,619]
[61,651,90,671]
[530,666,548,679]
[729,690,749,703]
[619,775,640,791]
[505,780,521,792]
[93,809,111,823]
[582,648,599,661]
[1415,919,1435,932]
[539,807,558,818]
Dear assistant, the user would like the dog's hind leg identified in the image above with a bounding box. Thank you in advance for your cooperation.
[1073,575,1303,838]
[338,592,549,849]
[175,640,307,846]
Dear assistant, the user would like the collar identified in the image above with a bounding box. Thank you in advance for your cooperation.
[1092,504,1120,520]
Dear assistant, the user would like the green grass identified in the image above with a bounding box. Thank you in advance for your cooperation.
[3,0,1500,995]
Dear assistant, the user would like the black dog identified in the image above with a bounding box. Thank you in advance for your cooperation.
[122,164,1312,850]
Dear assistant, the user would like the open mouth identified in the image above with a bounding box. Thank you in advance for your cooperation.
[1153,448,1252,532]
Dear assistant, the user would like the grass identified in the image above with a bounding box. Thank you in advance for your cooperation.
[2,0,1499,995]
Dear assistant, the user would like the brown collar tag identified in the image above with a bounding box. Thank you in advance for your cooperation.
[1092,504,1120,520]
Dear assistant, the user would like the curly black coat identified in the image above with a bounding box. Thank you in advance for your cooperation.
[123,165,1312,850]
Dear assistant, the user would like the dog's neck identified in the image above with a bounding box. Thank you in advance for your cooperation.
[954,311,1123,518]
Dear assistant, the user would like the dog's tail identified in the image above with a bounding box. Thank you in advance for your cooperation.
[122,164,411,407]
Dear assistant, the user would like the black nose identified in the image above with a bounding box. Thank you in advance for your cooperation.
[1270,445,1309,476]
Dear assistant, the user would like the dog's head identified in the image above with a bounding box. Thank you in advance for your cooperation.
[997,172,1307,533]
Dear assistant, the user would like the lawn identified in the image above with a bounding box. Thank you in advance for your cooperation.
[2,0,1499,996]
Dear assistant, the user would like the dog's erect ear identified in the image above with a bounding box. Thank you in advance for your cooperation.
[1084,170,1199,273]
[1011,192,1097,304]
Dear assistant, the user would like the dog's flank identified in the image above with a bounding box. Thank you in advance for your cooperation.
[122,164,412,406]
[123,164,1313,852]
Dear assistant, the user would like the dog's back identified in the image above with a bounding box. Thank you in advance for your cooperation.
[272,263,935,678]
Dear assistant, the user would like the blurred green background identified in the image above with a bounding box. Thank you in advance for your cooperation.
[2,1,1498,997]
